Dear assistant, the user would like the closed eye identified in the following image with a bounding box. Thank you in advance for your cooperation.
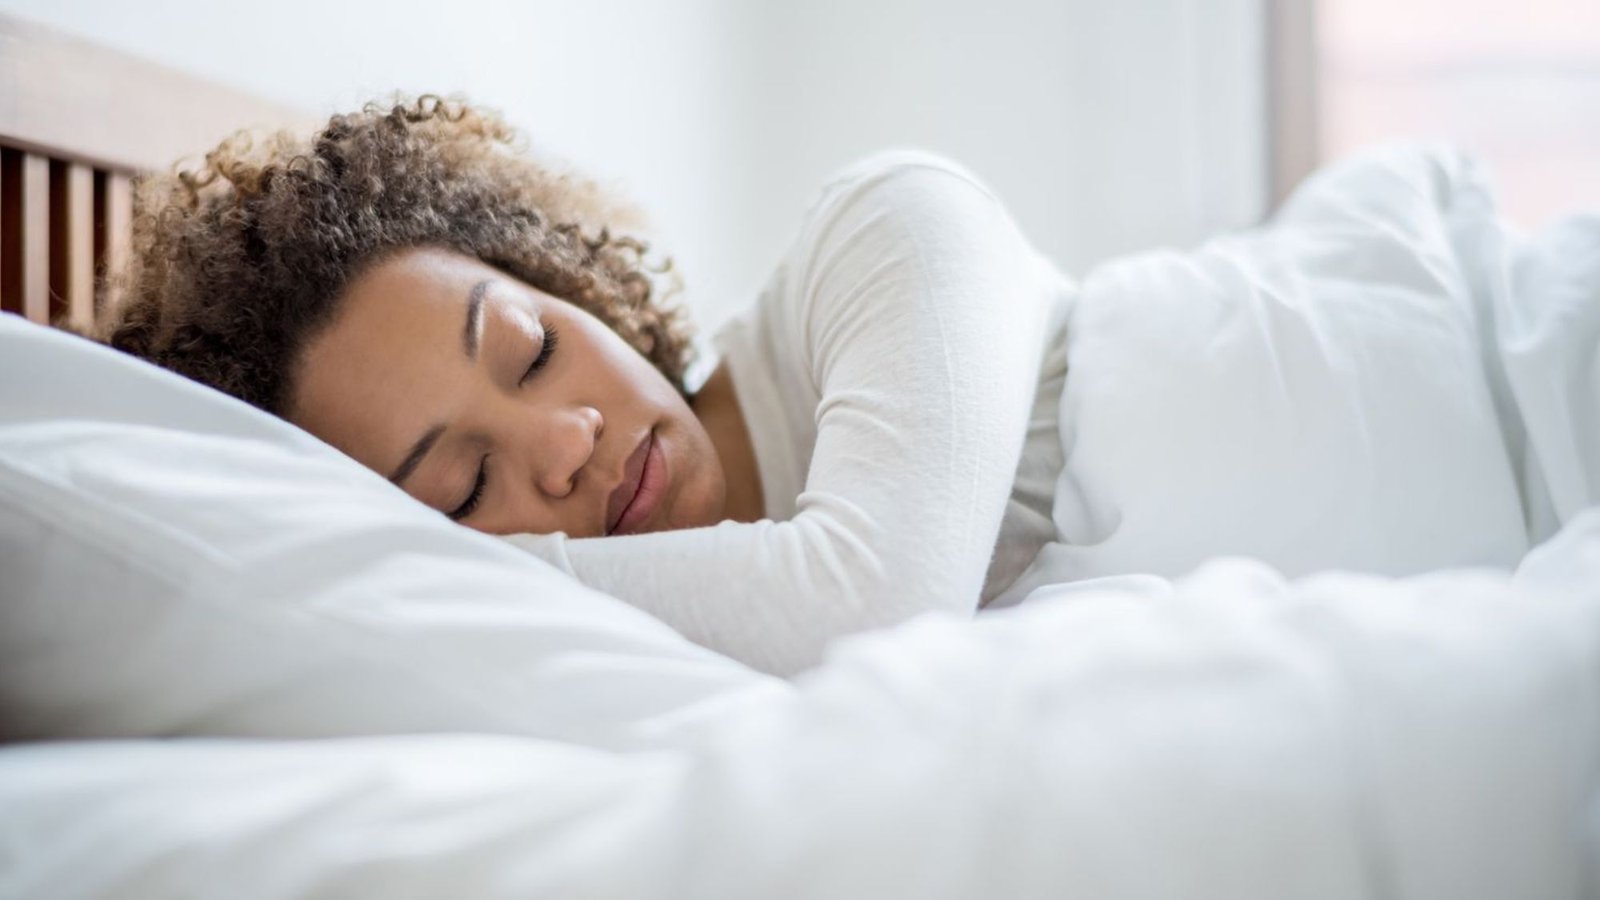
[519,324,560,386]
[448,456,489,521]
[449,324,560,522]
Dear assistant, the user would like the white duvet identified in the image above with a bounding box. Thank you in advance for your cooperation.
[2,144,1598,899]
[3,516,1597,899]
[1002,143,1600,603]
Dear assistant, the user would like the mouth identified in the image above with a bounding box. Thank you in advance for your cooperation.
[605,430,667,536]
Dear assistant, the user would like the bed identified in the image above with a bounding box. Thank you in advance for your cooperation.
[3,13,1599,900]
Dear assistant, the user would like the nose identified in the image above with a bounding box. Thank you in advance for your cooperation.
[533,404,604,498]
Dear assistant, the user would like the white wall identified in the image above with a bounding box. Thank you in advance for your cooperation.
[2,0,1268,353]
[725,0,1267,294]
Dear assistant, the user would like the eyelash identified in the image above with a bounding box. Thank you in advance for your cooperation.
[449,459,489,521]
[518,324,560,386]
[449,323,560,522]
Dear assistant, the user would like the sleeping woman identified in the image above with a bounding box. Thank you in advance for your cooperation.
[103,94,1582,677]
[101,95,1064,675]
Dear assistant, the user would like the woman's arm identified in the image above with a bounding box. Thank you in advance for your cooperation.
[509,152,1060,675]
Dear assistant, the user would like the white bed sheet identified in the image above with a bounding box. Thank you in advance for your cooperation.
[4,509,1597,899]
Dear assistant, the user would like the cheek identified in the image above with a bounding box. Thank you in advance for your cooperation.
[675,439,728,528]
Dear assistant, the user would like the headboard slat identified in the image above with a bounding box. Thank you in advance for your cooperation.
[1,148,51,324]
[96,171,133,321]
[50,160,96,331]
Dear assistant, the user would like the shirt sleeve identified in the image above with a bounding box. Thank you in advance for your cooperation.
[506,151,1059,676]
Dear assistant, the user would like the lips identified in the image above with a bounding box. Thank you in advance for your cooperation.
[605,432,653,535]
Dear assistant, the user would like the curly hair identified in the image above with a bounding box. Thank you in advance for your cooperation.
[99,94,696,416]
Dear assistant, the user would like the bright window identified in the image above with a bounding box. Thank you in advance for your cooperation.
[1316,0,1600,230]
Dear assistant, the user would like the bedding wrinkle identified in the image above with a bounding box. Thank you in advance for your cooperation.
[1257,261,1390,518]
[1497,214,1600,536]
[1453,213,1536,536]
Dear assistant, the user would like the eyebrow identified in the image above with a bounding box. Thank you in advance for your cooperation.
[462,279,490,359]
[391,279,493,487]
[389,423,445,486]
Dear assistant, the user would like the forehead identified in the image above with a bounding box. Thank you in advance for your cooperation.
[341,248,496,326]
[286,248,522,465]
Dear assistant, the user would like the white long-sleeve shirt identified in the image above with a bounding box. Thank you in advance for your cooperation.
[507,150,1075,676]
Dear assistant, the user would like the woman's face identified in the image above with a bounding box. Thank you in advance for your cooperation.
[288,246,727,538]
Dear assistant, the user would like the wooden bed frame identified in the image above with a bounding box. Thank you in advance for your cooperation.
[0,13,313,332]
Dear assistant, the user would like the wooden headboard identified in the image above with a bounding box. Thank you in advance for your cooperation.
[0,13,314,331]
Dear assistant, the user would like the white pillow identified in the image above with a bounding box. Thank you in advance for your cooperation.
[0,314,787,749]
[1007,144,1534,600]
